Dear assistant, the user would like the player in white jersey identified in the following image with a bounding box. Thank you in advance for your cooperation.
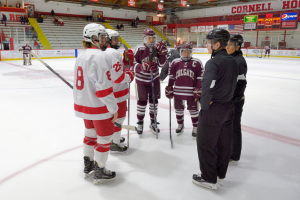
[105,29,135,153]
[19,42,32,65]
[73,23,118,184]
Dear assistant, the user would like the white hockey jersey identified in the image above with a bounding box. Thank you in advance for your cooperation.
[105,47,130,103]
[73,48,118,120]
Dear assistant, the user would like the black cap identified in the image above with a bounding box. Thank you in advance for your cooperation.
[206,29,230,46]
[229,34,244,46]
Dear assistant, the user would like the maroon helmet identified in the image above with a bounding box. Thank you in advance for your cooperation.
[180,43,193,61]
[143,28,156,37]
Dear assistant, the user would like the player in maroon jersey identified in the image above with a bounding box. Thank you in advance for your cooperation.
[165,43,204,137]
[132,28,167,136]
[264,45,270,58]
[19,42,32,65]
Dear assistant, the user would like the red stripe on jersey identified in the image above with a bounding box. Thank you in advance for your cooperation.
[114,88,129,98]
[74,104,109,114]
[114,73,125,84]
[83,136,97,146]
[95,87,113,98]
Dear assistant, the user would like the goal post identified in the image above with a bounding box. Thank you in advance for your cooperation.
[246,47,264,58]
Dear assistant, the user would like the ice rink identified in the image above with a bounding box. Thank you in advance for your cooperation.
[0,54,300,200]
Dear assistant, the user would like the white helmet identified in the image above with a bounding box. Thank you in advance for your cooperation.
[106,29,122,49]
[83,23,106,47]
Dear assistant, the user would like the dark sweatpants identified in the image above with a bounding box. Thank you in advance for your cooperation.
[196,101,234,184]
[231,98,245,161]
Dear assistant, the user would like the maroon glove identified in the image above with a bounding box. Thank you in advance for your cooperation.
[142,61,156,72]
[125,68,135,83]
[165,86,174,99]
[156,41,168,56]
[123,49,134,67]
[194,87,202,101]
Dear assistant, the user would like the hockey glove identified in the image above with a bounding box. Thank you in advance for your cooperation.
[165,86,174,99]
[194,88,202,102]
[156,41,168,56]
[125,68,135,83]
[123,49,134,67]
[142,61,156,72]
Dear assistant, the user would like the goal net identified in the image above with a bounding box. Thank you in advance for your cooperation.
[246,47,264,57]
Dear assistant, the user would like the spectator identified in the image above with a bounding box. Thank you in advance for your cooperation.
[131,20,136,28]
[25,26,29,35]
[24,16,29,24]
[136,16,139,25]
[221,15,226,21]
[34,40,40,49]
[97,13,102,22]
[16,1,20,8]
[86,14,89,21]
[90,14,94,22]
[20,15,24,24]
[51,9,55,17]
[58,17,64,26]
[120,23,124,31]
[116,23,120,30]
[32,31,38,40]
[54,17,59,25]
[0,1,2,7]
[1,13,7,26]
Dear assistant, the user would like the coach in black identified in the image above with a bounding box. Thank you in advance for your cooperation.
[226,34,247,162]
[192,29,239,190]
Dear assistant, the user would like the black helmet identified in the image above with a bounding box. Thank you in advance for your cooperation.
[229,34,244,47]
[206,29,230,47]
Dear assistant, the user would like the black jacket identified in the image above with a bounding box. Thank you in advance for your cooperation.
[160,48,180,81]
[231,50,247,102]
[2,15,7,21]
[200,49,239,110]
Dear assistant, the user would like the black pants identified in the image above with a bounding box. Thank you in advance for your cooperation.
[196,102,234,184]
[231,98,245,161]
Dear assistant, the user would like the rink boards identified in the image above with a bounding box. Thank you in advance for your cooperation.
[1,48,300,61]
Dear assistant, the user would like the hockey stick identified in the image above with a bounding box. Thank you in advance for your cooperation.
[123,44,131,148]
[30,51,73,89]
[149,48,159,139]
[114,122,137,132]
[169,98,173,148]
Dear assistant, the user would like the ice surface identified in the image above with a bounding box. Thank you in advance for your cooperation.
[0,55,299,200]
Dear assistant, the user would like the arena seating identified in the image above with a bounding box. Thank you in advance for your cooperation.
[0,21,43,49]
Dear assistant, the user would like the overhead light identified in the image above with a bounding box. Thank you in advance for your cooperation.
[187,4,190,7]
[160,0,164,2]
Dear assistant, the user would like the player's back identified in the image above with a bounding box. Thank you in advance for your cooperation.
[73,48,113,120]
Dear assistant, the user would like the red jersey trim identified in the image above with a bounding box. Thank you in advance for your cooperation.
[95,87,113,98]
[114,73,125,84]
[74,104,109,114]
[114,88,129,98]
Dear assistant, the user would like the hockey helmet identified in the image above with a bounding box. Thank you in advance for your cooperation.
[106,29,122,49]
[180,43,193,62]
[143,28,156,48]
[206,29,230,47]
[229,34,244,48]
[83,23,106,48]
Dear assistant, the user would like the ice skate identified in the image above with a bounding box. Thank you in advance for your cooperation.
[93,162,116,184]
[229,159,238,163]
[192,127,197,137]
[110,142,128,153]
[176,124,184,136]
[192,174,217,190]
[83,156,95,179]
[217,177,224,186]
[137,121,144,137]
[149,120,160,135]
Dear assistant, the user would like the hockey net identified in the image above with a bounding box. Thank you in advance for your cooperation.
[246,47,264,57]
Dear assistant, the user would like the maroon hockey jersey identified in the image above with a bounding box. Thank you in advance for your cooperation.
[22,45,32,54]
[168,57,204,100]
[133,44,167,85]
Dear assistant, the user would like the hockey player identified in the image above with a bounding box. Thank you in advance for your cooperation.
[105,29,135,153]
[264,45,270,58]
[159,45,181,81]
[19,42,32,65]
[74,23,118,184]
[165,43,203,137]
[133,28,167,135]
[192,29,238,190]
[226,34,247,162]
